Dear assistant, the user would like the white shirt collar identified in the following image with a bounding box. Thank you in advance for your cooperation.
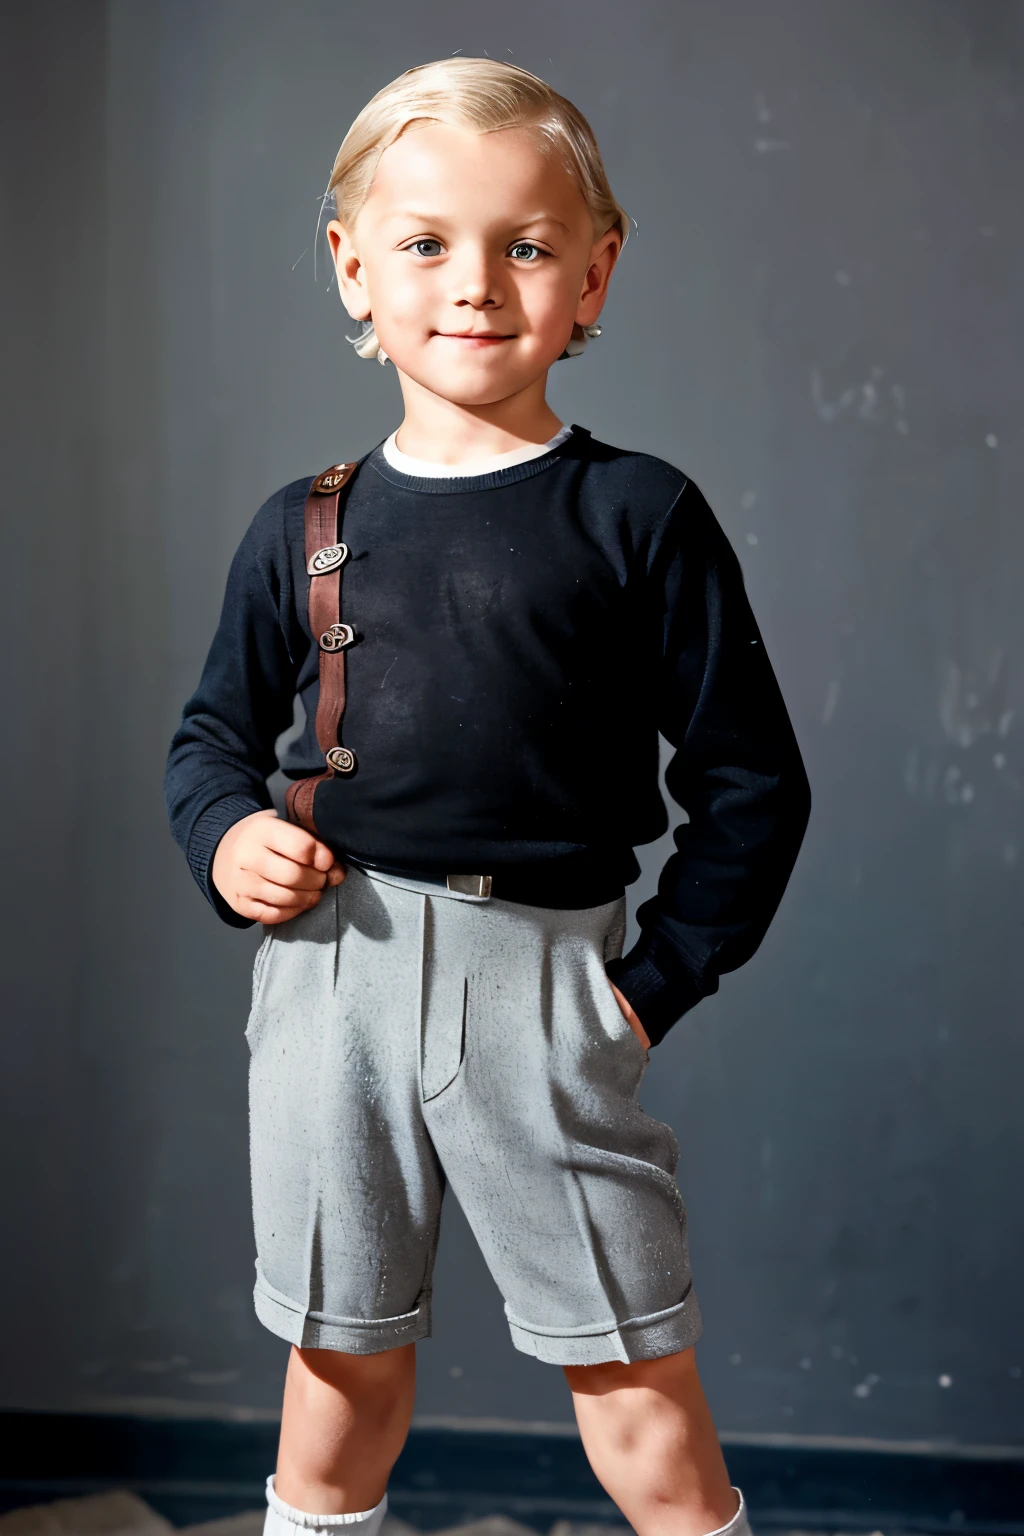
[380,423,573,479]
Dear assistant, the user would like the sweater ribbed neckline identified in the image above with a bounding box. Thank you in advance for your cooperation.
[366,423,588,495]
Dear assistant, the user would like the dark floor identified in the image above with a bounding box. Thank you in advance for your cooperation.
[0,1491,885,1536]
[1,1414,1022,1536]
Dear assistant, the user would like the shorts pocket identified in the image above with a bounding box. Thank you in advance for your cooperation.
[597,904,649,1061]
[602,898,628,966]
[590,947,649,1068]
[606,980,650,1063]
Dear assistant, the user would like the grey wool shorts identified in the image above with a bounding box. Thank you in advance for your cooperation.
[245,860,703,1367]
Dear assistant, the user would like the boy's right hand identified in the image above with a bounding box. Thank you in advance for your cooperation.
[211,808,346,923]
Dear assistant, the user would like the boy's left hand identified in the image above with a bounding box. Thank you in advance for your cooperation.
[608,982,651,1051]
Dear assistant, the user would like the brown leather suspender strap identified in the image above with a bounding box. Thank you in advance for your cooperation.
[284,461,359,835]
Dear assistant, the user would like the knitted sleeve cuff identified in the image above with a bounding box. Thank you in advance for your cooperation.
[604,940,709,1047]
[187,792,268,928]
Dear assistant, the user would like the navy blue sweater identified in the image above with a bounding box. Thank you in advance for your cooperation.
[164,425,810,1045]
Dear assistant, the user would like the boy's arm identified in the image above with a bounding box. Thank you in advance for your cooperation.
[164,498,302,928]
[604,478,812,1046]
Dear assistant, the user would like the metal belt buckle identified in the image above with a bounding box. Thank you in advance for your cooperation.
[446,873,493,898]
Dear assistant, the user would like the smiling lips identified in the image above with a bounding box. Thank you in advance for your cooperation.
[435,331,515,343]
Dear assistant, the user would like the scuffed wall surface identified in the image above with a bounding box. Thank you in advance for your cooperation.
[1,0,1021,1446]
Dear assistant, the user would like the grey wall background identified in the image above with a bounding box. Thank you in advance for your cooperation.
[2,0,1022,1451]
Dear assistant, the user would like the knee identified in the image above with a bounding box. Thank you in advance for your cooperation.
[564,1344,696,1397]
[293,1342,415,1421]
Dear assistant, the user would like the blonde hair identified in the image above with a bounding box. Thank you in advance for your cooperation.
[326,57,629,360]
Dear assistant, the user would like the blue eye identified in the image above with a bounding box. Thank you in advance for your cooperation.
[410,239,443,257]
[509,242,543,261]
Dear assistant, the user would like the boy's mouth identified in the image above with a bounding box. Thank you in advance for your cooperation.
[434,330,516,345]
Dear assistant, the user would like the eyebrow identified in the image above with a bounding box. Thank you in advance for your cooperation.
[383,210,572,233]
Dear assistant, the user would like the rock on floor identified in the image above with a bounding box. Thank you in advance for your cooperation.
[0,1494,172,1536]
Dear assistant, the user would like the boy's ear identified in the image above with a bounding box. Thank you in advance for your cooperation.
[326,219,371,322]
[575,226,621,329]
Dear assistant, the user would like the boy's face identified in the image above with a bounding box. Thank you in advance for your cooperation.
[327,122,619,407]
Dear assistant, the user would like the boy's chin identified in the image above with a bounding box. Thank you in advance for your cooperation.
[402,359,554,407]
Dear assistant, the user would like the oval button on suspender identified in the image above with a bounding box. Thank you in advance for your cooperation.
[319,622,355,653]
[307,542,349,576]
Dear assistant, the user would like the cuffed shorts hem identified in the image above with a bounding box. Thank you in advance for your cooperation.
[505,1287,703,1366]
[254,1270,432,1353]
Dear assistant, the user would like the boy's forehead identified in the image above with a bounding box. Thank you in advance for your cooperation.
[365,121,588,224]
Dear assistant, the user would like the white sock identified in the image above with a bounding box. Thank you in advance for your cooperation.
[704,1486,752,1536]
[263,1474,389,1536]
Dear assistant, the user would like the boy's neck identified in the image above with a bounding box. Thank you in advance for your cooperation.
[391,373,564,465]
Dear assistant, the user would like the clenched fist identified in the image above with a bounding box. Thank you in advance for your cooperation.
[211,808,346,923]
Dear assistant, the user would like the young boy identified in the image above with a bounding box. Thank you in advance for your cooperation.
[165,58,810,1536]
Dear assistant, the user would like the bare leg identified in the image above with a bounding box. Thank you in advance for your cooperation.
[274,1342,417,1514]
[564,1346,740,1536]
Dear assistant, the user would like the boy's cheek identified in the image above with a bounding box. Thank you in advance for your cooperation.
[372,271,576,369]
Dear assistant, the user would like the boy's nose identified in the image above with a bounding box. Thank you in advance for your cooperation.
[448,255,505,309]
[451,286,502,310]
